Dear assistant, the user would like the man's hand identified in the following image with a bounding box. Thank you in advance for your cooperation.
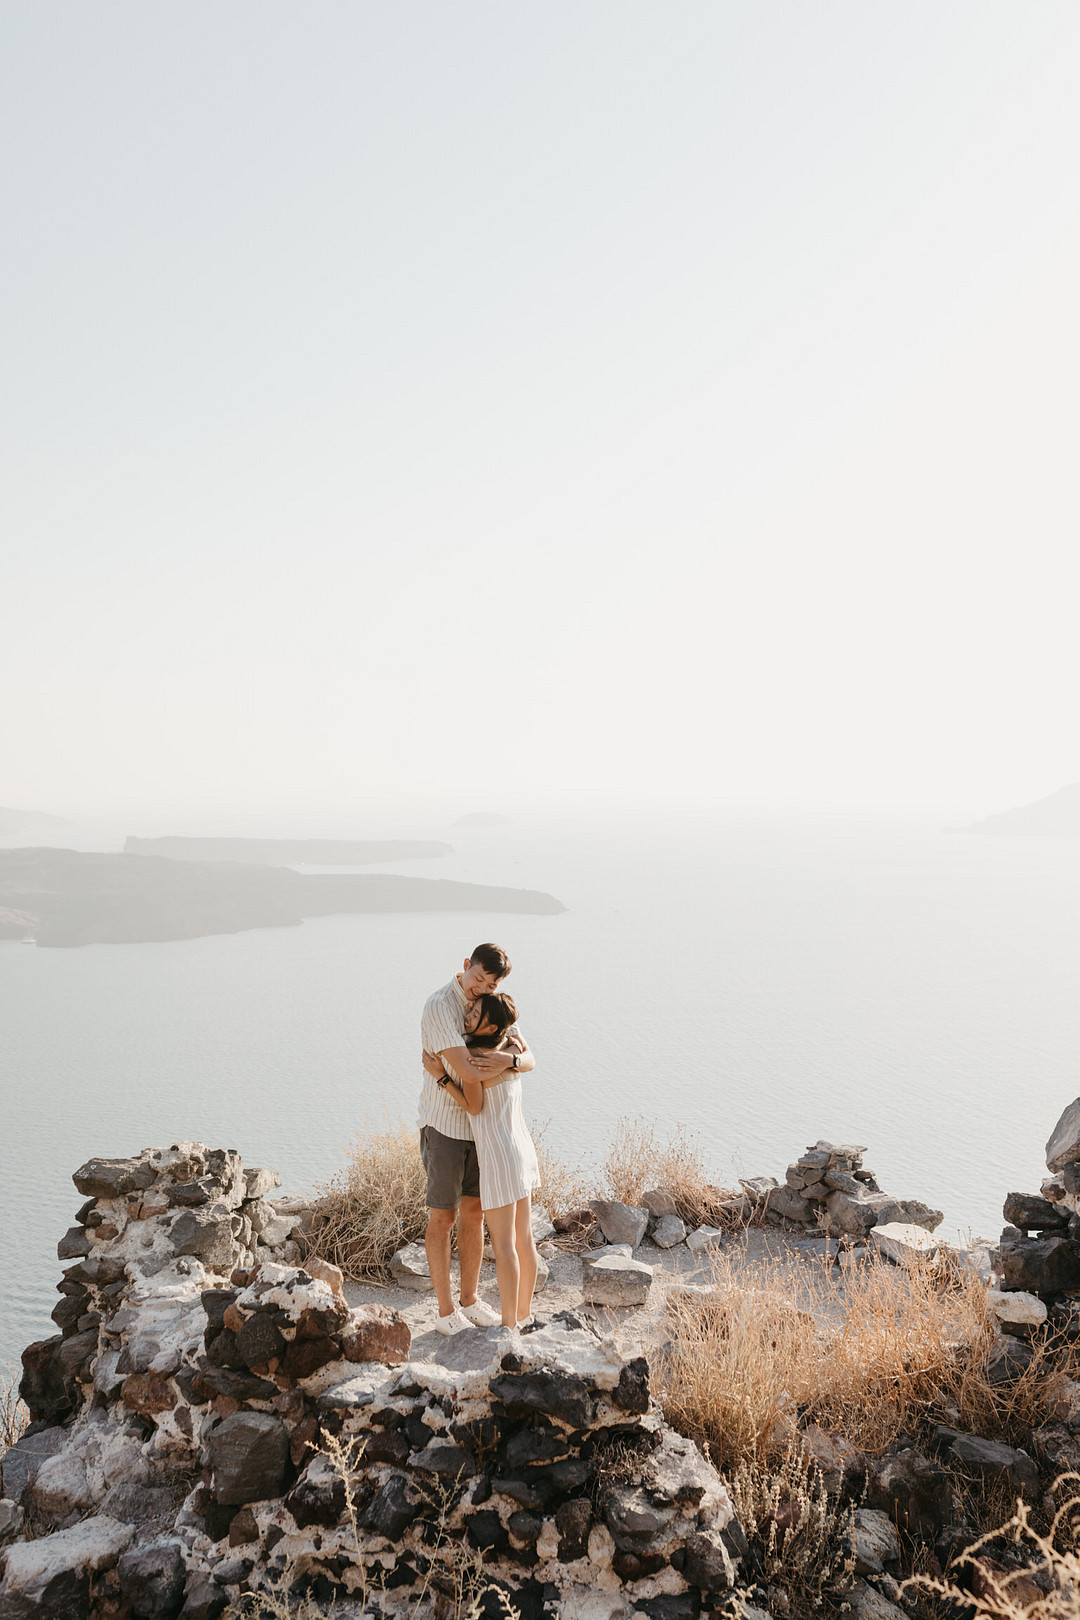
[466,1049,514,1074]
[422,1050,445,1079]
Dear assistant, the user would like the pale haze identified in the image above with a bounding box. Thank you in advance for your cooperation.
[3,2,1079,820]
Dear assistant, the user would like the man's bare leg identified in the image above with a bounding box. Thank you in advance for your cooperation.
[424,1207,458,1320]
[456,1195,484,1308]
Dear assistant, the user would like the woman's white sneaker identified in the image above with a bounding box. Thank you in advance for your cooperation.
[433,1308,471,1336]
[460,1298,500,1328]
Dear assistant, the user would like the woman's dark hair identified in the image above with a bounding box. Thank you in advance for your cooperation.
[467,991,517,1048]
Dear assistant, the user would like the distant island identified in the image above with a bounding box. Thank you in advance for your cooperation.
[0,805,70,836]
[961,783,1080,837]
[0,849,566,946]
[454,812,512,827]
[124,835,452,865]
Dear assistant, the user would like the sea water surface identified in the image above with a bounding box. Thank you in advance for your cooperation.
[3,812,1080,1373]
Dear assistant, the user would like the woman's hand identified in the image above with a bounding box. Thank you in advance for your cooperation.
[422,1049,445,1080]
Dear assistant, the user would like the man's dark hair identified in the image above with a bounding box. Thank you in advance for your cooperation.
[468,942,511,980]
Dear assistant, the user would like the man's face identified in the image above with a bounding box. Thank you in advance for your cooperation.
[461,958,500,1001]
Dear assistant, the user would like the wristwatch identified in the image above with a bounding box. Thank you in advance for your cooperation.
[512,1054,520,1071]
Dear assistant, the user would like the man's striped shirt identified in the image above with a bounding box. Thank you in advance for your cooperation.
[417,976,473,1140]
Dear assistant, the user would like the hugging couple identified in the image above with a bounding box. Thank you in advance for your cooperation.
[418,943,541,1335]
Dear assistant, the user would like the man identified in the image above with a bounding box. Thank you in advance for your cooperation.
[418,942,535,1335]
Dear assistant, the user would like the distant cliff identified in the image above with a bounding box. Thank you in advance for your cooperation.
[961,783,1080,837]
[0,848,566,946]
[0,806,70,836]
[124,835,452,865]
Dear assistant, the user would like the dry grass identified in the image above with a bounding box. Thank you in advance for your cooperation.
[530,1119,593,1223]
[729,1439,855,1613]
[1,1362,28,1455]
[309,1121,428,1280]
[904,1477,1080,1620]
[602,1117,743,1227]
[657,1246,1080,1473]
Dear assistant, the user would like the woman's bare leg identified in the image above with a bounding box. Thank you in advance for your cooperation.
[514,1198,539,1324]
[484,1204,520,1327]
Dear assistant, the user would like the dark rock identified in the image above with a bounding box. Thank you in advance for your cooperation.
[178,1577,228,1620]
[101,1482,176,1524]
[1065,1162,1080,1197]
[504,1423,569,1469]
[75,1198,97,1224]
[683,1530,736,1592]
[50,1294,87,1335]
[183,1362,279,1404]
[57,1227,91,1260]
[866,1449,958,1536]
[200,1290,238,1339]
[235,1313,286,1368]
[121,1371,178,1416]
[612,1356,650,1413]
[489,1369,594,1429]
[167,1179,214,1207]
[602,1483,676,1550]
[0,1425,68,1503]
[364,1426,410,1467]
[360,1474,421,1539]
[19,1336,79,1424]
[207,1411,289,1505]
[72,1156,157,1198]
[205,1329,245,1370]
[210,1555,253,1585]
[987,1336,1036,1384]
[285,1468,347,1529]
[61,1253,127,1286]
[466,1509,510,1553]
[999,1234,1080,1296]
[545,1458,591,1490]
[491,1477,552,1509]
[117,1539,187,1617]
[280,1336,340,1380]
[168,1209,237,1267]
[931,1427,1041,1497]
[508,1510,543,1543]
[1003,1193,1070,1232]
[555,1497,592,1560]
[613,1550,666,1579]
[228,1507,260,1546]
[636,1596,701,1620]
[1030,1422,1080,1476]
[410,1442,476,1478]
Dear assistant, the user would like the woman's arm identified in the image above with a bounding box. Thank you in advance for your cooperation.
[439,1076,483,1115]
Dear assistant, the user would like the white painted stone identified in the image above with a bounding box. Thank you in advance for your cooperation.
[987,1289,1047,1326]
[29,1452,94,1523]
[0,1515,135,1600]
[868,1222,940,1266]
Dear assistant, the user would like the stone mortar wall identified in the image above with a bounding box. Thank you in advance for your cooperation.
[0,1144,741,1620]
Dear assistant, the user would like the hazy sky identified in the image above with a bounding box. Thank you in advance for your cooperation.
[3,2,1078,822]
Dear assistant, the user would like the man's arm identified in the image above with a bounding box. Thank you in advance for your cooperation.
[467,1028,535,1075]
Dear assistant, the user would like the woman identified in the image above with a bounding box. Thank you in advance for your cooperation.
[426,992,540,1328]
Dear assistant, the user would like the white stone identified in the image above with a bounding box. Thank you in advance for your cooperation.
[651,1214,687,1248]
[581,1254,654,1307]
[686,1225,724,1253]
[389,1242,434,1291]
[0,1515,135,1600]
[29,1452,93,1523]
[534,1251,550,1292]
[582,1243,633,1262]
[868,1222,940,1266]
[987,1289,1047,1326]
[530,1204,556,1243]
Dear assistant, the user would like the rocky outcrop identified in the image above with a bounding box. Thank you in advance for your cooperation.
[1,1146,741,1619]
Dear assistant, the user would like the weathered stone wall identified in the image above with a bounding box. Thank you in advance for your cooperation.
[0,1145,739,1620]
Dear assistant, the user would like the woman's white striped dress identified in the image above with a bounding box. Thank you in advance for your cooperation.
[471,1076,540,1211]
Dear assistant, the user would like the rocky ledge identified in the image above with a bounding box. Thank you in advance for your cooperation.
[0,1144,740,1620]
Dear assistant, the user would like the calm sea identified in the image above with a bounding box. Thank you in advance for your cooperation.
[3,812,1079,1373]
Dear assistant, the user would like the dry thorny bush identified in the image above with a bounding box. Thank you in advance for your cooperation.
[657,1245,1080,1474]
[904,1476,1080,1620]
[601,1117,744,1229]
[729,1439,855,1608]
[309,1121,428,1279]
[1,1362,28,1456]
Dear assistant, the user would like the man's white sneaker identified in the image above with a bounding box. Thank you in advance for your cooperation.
[460,1298,501,1328]
[433,1308,471,1336]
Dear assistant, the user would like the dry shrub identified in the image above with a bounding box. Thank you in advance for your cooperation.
[602,1117,740,1227]
[904,1477,1080,1620]
[657,1246,1080,1473]
[728,1440,855,1612]
[530,1120,593,1224]
[1,1363,28,1455]
[310,1121,427,1280]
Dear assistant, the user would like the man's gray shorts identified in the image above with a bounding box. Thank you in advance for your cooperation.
[419,1126,480,1209]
